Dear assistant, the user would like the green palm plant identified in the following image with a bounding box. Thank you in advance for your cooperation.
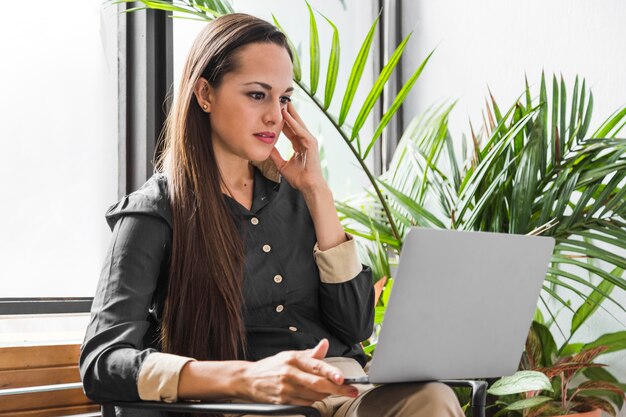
[340,74,626,332]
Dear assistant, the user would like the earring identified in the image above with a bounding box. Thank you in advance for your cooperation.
[202,104,208,110]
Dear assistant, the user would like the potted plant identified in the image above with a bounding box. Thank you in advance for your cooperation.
[487,321,626,416]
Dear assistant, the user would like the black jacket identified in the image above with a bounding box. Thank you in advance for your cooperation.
[79,169,374,403]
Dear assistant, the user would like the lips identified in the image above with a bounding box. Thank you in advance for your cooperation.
[253,131,276,144]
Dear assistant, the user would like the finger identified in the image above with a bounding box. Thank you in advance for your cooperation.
[309,339,329,360]
[280,118,306,157]
[281,118,298,141]
[286,369,358,398]
[281,107,310,144]
[298,355,345,385]
[286,101,310,134]
[279,382,329,403]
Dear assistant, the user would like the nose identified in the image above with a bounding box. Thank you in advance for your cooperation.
[263,100,284,125]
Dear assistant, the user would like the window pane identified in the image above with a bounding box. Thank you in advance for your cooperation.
[0,1,118,297]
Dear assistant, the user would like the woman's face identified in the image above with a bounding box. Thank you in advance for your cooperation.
[201,42,294,164]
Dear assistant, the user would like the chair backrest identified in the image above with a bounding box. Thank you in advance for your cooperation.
[0,343,99,417]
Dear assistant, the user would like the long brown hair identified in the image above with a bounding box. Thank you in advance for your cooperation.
[155,14,292,362]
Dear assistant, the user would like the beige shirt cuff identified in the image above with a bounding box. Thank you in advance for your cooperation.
[313,233,363,284]
[137,352,196,403]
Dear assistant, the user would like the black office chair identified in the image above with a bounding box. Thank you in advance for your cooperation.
[101,379,487,417]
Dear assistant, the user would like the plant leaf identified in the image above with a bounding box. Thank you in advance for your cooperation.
[272,15,302,82]
[496,396,553,413]
[583,331,626,354]
[363,50,434,159]
[351,33,413,141]
[320,13,340,110]
[338,16,379,126]
[488,371,553,396]
[593,107,626,137]
[571,275,616,336]
[305,1,320,95]
[377,178,447,229]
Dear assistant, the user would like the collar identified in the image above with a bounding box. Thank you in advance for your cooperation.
[224,160,281,215]
[250,159,281,183]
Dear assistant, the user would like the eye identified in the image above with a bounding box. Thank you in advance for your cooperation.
[279,96,292,105]
[248,92,265,100]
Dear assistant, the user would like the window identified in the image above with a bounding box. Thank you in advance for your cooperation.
[0,2,118,343]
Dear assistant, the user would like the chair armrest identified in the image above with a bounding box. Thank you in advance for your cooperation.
[439,380,488,417]
[101,401,321,417]
[100,381,486,417]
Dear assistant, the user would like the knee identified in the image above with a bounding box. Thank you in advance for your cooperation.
[418,382,460,407]
[356,382,464,417]
[402,382,463,417]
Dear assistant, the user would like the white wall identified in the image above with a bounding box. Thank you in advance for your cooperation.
[401,0,626,143]
[400,1,626,414]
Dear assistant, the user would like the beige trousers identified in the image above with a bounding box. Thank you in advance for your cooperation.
[237,358,465,417]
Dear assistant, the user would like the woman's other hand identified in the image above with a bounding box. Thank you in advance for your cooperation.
[269,102,326,193]
[236,339,359,405]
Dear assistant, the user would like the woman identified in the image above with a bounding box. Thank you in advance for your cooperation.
[80,13,464,417]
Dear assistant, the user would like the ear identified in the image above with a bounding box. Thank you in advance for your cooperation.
[193,77,213,112]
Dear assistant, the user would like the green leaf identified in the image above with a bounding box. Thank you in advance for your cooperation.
[532,321,558,367]
[559,74,567,159]
[583,331,626,354]
[336,201,397,244]
[351,33,413,141]
[524,74,532,111]
[488,371,553,396]
[587,171,626,217]
[374,305,386,324]
[320,14,340,110]
[546,266,625,315]
[377,178,447,229]
[456,111,536,223]
[553,172,580,220]
[124,0,209,18]
[362,341,376,354]
[363,49,434,159]
[539,71,548,173]
[571,276,616,335]
[510,133,541,233]
[495,396,553,414]
[593,107,626,138]
[338,16,379,126]
[382,278,394,305]
[578,82,593,141]
[560,343,584,357]
[272,15,302,82]
[583,367,620,384]
[569,76,580,144]
[551,74,559,163]
[204,0,231,15]
[542,284,576,315]
[305,1,320,95]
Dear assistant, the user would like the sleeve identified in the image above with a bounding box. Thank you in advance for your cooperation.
[79,214,194,402]
[314,234,375,345]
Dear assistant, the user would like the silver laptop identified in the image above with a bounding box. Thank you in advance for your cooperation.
[348,227,555,384]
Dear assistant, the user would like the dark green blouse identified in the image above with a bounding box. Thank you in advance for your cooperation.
[79,168,374,402]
